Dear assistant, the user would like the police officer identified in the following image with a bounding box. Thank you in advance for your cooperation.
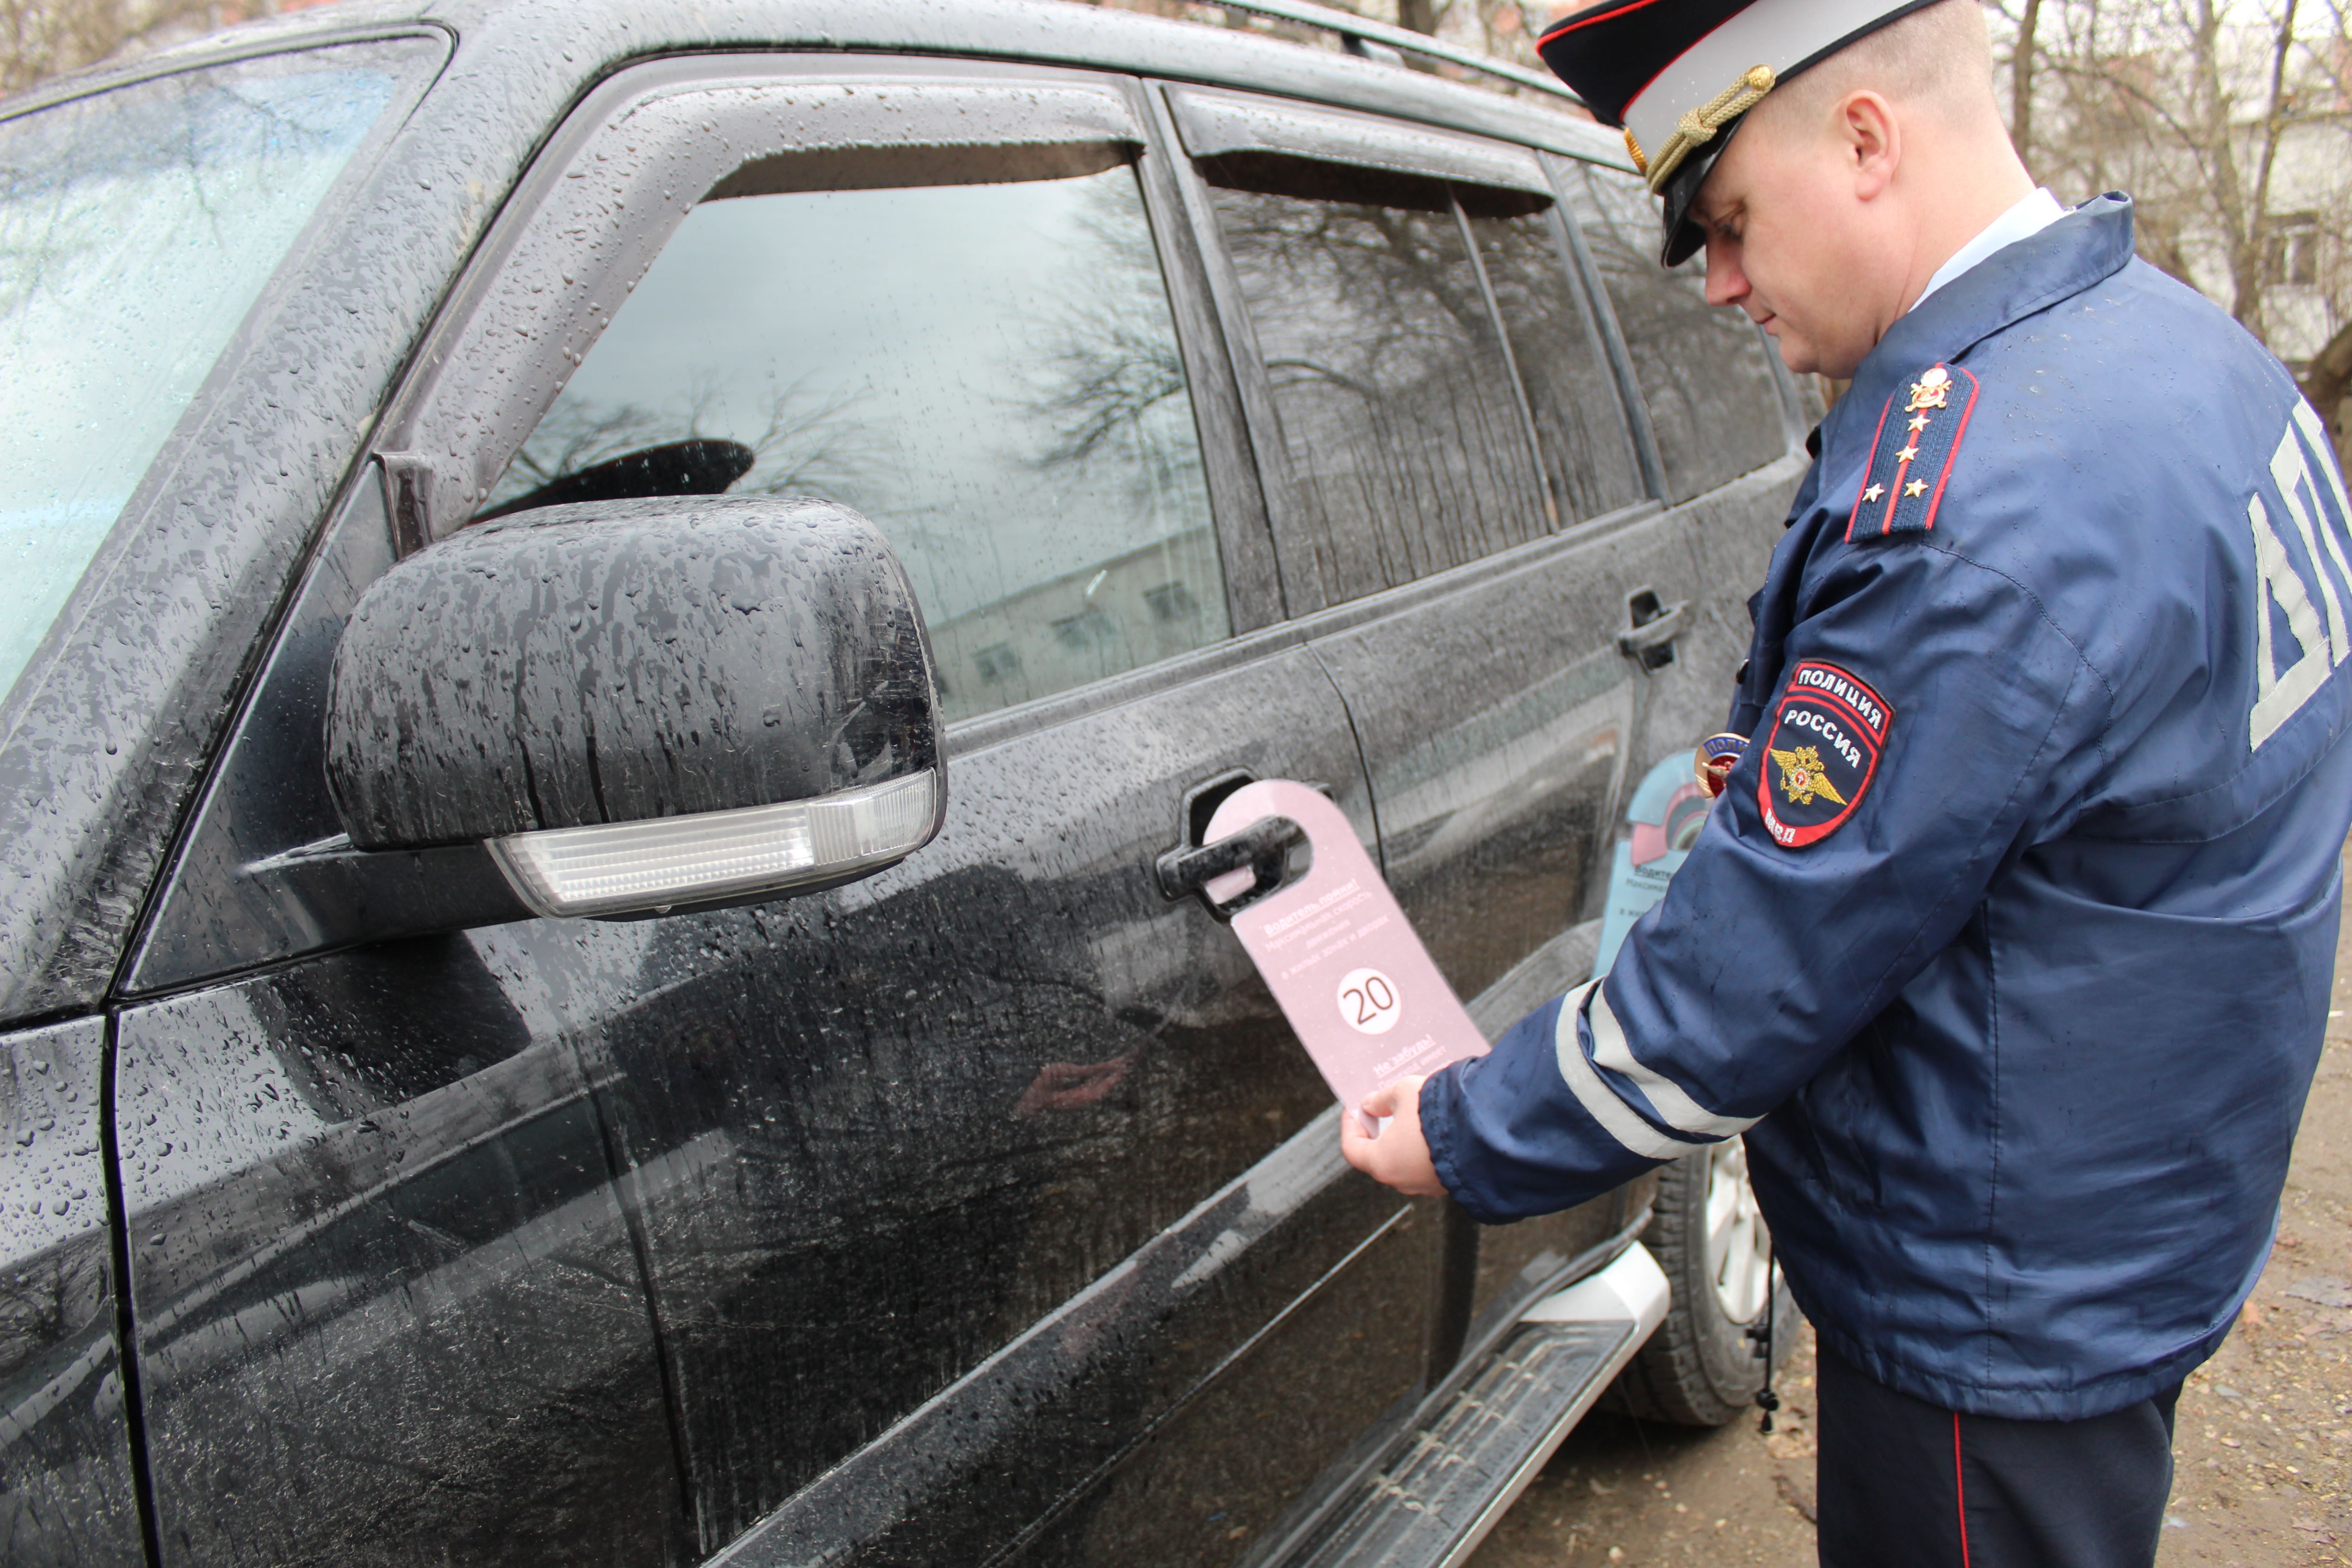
[1338,1,2352,1562]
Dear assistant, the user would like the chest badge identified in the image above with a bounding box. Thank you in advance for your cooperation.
[1757,661,1892,849]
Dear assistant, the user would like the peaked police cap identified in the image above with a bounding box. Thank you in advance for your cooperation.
[1538,0,1943,265]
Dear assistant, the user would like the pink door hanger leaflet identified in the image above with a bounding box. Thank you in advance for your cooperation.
[1201,779,1489,1117]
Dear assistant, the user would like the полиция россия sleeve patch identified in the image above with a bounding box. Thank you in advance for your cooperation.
[1760,662,1891,848]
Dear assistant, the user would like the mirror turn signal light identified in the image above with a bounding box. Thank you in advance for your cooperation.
[487,769,939,920]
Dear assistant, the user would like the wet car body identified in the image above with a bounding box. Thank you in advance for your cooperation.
[0,3,1812,1565]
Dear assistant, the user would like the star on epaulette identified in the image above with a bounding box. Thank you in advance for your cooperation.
[1846,363,1980,542]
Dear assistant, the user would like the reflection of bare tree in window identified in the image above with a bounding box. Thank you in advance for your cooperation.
[1222,191,1496,357]
[1021,174,1205,518]
[1208,178,1546,601]
[486,373,878,514]
[0,66,361,331]
[1563,165,1785,501]
[1470,211,1646,524]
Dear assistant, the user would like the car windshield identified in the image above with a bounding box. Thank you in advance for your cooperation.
[0,42,427,708]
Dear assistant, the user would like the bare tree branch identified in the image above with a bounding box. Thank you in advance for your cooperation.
[2232,0,2303,335]
[2303,314,2352,470]
[2009,0,2349,368]
[2014,0,2046,172]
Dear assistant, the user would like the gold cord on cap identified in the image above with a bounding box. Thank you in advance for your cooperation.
[1644,63,1776,194]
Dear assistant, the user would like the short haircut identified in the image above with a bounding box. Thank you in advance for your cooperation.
[1756,0,2000,131]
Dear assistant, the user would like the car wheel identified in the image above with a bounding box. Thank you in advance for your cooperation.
[1606,1138,1797,1426]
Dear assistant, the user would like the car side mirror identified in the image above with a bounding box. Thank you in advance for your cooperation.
[323,495,944,920]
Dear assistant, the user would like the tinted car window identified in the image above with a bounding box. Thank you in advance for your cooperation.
[1555,161,1788,503]
[1469,209,1647,524]
[482,155,1226,724]
[1205,163,1549,605]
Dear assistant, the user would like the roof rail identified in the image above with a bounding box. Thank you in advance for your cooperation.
[1194,0,1587,109]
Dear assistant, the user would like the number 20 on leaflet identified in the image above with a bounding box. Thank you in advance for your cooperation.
[1201,780,1490,1123]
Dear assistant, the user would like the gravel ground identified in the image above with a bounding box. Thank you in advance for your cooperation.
[1466,838,2352,1567]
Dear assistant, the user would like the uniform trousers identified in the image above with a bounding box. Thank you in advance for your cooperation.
[1816,1344,2182,1568]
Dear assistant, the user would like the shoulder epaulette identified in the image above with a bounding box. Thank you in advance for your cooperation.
[1845,362,1980,542]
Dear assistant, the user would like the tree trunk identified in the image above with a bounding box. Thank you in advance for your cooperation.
[1396,0,1437,34]
[2239,0,2303,339]
[2304,316,2352,475]
[2011,0,2043,175]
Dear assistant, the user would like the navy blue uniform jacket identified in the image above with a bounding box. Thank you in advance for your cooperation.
[1421,196,2352,1420]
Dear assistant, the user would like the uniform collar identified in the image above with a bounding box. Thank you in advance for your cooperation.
[1910,187,2068,313]
[1827,194,2138,456]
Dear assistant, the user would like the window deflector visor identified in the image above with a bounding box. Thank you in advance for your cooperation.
[384,74,1147,543]
[1166,85,1552,200]
[487,769,939,920]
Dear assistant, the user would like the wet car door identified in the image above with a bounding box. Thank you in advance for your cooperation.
[1163,89,1690,1319]
[342,58,1441,1567]
[112,921,687,1568]
[114,476,691,1568]
[0,1018,142,1567]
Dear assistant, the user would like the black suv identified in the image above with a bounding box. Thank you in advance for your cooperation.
[0,4,1811,1565]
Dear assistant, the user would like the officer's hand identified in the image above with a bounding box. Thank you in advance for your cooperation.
[1339,1076,1446,1196]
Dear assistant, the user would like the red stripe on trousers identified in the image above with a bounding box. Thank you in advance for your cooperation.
[1954,1411,1972,1568]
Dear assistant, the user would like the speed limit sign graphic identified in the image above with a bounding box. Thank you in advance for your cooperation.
[1336,967,1403,1035]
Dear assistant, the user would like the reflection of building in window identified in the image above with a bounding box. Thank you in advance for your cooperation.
[1051,607,1116,650]
[2268,213,2322,288]
[924,526,1223,724]
[973,643,1022,684]
[1143,581,1198,622]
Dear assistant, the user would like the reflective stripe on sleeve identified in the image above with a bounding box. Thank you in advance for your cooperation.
[1549,981,1705,1161]
[1586,984,1759,1141]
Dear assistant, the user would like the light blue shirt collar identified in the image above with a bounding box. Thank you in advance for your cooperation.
[1909,187,2068,313]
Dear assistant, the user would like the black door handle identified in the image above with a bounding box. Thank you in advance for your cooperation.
[1618,589,1688,669]
[1155,814,1305,906]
